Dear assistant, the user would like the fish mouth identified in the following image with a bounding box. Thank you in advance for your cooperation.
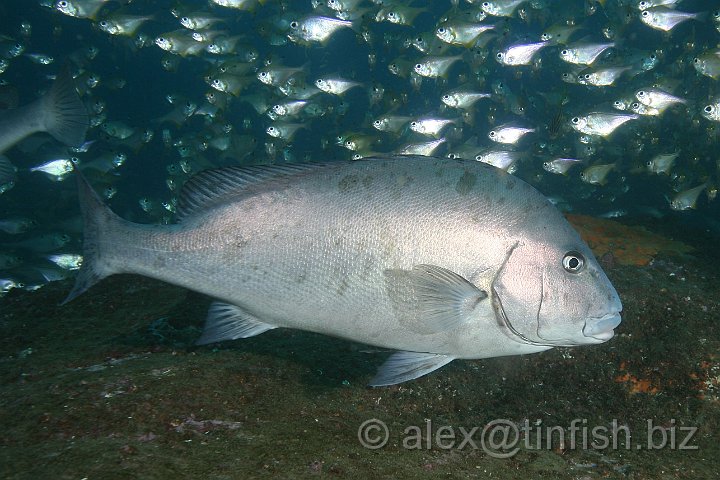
[583,312,622,342]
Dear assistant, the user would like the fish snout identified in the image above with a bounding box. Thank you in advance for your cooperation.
[582,312,622,343]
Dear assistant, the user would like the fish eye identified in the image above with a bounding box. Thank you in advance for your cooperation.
[482,2,490,6]
[373,120,381,126]
[58,1,67,6]
[646,160,652,166]
[489,131,496,137]
[571,117,580,124]
[496,52,503,58]
[705,105,714,113]
[631,102,640,108]
[641,11,649,17]
[583,74,590,79]
[562,252,585,273]
[413,63,421,69]
[542,161,549,168]
[410,121,417,127]
[181,16,189,22]
[442,94,450,100]
[561,49,568,56]
[637,90,646,97]
[290,21,298,29]
[99,20,107,27]
[693,58,700,64]
[437,27,446,34]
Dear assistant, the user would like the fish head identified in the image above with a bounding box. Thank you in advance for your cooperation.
[492,223,622,347]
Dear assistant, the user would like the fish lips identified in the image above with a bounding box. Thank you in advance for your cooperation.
[582,312,622,343]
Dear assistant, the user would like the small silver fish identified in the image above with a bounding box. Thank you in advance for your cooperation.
[670,183,707,210]
[481,0,527,17]
[288,16,353,45]
[571,112,640,137]
[702,100,720,122]
[413,55,462,78]
[30,158,77,180]
[409,117,457,137]
[496,41,549,66]
[640,7,703,32]
[543,158,584,175]
[441,88,491,109]
[581,163,616,185]
[488,124,535,144]
[646,152,678,174]
[560,42,614,66]
[693,51,720,79]
[315,77,363,95]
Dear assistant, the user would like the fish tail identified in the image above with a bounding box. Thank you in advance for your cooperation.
[42,67,89,148]
[61,170,119,304]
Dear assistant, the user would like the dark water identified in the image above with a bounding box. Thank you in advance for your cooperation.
[0,0,719,478]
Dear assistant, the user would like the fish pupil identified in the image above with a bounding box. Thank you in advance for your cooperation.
[563,252,585,272]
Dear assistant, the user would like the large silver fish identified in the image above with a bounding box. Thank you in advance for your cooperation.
[0,68,88,154]
[65,156,622,386]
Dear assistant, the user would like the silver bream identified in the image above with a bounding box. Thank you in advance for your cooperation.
[65,156,622,386]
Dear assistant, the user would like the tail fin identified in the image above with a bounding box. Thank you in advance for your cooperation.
[42,67,89,148]
[61,170,117,304]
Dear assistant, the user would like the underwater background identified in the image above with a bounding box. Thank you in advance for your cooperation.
[1,0,719,478]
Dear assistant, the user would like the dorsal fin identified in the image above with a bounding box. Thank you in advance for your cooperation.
[175,163,329,221]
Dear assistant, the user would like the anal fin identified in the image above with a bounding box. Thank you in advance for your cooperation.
[369,351,455,387]
[195,301,277,345]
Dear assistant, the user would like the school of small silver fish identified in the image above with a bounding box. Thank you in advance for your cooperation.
[0,0,718,295]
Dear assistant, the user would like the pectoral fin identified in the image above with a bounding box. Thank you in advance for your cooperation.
[385,264,488,334]
[195,301,277,345]
[369,351,455,386]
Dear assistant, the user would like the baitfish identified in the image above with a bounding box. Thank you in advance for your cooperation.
[65,156,622,386]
